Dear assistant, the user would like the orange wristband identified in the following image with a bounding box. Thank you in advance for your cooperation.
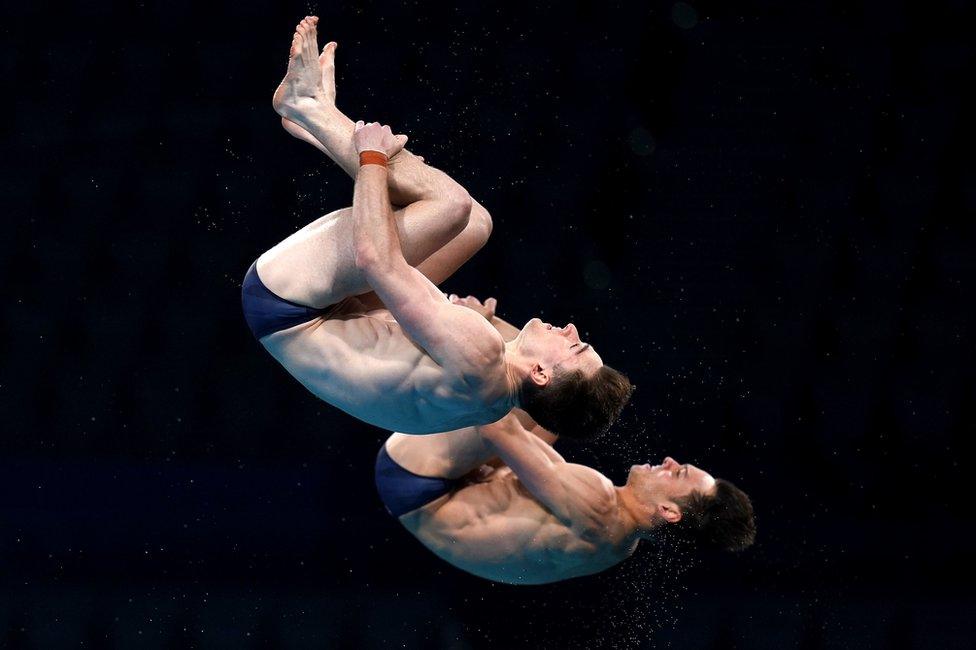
[359,151,388,167]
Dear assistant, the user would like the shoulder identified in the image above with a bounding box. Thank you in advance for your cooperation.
[565,464,616,507]
[549,464,617,534]
[448,316,507,385]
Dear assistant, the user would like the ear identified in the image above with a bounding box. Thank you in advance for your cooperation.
[658,501,682,524]
[529,363,551,388]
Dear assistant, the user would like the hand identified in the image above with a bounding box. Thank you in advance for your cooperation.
[354,121,408,158]
[448,294,497,321]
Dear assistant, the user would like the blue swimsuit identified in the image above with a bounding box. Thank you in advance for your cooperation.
[375,444,460,518]
[243,261,458,515]
[241,260,332,340]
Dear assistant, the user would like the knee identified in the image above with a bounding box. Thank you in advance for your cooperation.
[445,187,474,237]
[467,199,493,248]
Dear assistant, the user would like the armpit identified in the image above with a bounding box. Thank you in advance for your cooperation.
[461,464,500,485]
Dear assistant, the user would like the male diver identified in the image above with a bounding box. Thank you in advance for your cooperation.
[376,296,756,584]
[242,16,632,438]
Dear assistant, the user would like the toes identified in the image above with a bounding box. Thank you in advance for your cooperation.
[319,41,336,67]
[300,18,318,60]
[295,27,306,62]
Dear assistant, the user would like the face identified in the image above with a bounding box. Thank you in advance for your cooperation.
[626,456,716,517]
[515,317,604,376]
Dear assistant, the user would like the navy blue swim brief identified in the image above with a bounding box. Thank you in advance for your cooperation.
[241,260,332,340]
[375,444,460,518]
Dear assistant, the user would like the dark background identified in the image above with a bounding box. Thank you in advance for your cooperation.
[3,0,974,647]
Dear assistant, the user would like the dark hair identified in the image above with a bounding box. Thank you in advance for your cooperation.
[674,479,756,552]
[520,365,634,440]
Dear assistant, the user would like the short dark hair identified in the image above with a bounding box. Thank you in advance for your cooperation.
[520,365,634,440]
[674,479,756,552]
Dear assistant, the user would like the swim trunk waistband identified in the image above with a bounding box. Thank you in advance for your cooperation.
[375,444,460,518]
[241,260,333,340]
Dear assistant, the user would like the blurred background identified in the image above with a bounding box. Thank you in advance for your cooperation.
[3,0,974,647]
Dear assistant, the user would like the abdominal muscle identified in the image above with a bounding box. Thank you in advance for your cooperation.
[402,469,616,585]
[260,305,507,434]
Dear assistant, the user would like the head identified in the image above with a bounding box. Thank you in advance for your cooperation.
[514,318,633,440]
[626,457,756,552]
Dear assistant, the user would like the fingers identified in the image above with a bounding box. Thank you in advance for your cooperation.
[390,134,408,157]
[353,122,407,157]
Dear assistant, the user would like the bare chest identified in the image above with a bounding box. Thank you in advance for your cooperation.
[262,309,506,433]
[405,472,621,584]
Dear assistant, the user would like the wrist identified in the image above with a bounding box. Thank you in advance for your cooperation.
[359,150,389,167]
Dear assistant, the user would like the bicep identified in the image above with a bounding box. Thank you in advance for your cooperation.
[367,259,503,373]
[480,415,576,519]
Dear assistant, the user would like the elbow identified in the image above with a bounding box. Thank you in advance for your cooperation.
[354,246,382,273]
[476,412,518,442]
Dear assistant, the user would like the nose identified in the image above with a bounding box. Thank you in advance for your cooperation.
[663,456,678,468]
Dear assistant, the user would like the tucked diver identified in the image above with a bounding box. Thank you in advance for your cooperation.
[376,296,756,584]
[242,15,632,438]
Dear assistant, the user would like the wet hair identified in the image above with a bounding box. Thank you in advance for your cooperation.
[520,365,634,440]
[673,479,756,552]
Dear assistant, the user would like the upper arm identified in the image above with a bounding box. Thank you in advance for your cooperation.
[363,257,505,377]
[479,412,613,526]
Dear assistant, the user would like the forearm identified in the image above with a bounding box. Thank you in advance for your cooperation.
[483,417,558,462]
[291,104,459,207]
[352,164,403,269]
[479,411,563,463]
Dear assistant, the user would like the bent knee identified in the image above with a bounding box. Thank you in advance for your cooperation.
[468,199,493,246]
[445,188,474,236]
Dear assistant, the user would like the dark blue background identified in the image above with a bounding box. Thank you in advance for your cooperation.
[3,0,974,647]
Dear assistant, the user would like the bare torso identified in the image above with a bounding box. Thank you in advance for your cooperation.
[398,463,636,585]
[260,303,514,434]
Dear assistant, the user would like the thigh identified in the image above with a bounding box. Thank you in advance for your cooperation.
[385,429,493,479]
[255,200,467,309]
[354,199,492,311]
[255,207,356,308]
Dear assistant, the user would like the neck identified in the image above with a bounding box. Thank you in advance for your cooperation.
[502,340,528,409]
[614,485,664,544]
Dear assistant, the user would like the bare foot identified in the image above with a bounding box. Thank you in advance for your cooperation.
[281,40,339,147]
[272,16,328,120]
[277,34,419,163]
[319,40,337,106]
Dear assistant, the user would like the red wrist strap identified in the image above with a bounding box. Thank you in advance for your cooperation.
[359,151,388,167]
